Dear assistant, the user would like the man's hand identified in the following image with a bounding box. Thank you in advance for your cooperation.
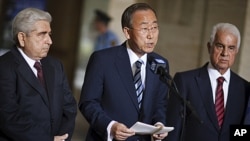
[152,123,168,140]
[111,122,135,140]
[54,133,68,141]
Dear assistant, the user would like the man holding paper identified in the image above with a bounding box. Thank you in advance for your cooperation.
[78,2,170,141]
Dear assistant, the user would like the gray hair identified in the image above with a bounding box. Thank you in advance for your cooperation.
[209,23,241,48]
[12,8,52,45]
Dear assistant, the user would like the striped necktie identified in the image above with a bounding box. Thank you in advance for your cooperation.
[134,60,143,108]
[215,77,225,128]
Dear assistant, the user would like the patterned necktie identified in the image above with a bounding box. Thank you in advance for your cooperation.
[215,77,225,128]
[134,60,143,108]
[34,61,45,87]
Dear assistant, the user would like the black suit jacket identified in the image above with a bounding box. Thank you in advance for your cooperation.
[0,47,77,141]
[244,83,250,124]
[165,63,249,141]
[79,42,169,141]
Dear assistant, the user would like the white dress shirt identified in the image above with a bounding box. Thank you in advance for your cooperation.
[207,62,230,107]
[17,47,39,77]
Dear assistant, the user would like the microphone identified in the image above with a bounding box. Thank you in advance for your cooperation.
[149,57,166,74]
[149,56,172,80]
[149,56,203,124]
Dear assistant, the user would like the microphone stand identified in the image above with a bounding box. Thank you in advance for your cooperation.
[157,68,203,141]
[158,67,202,123]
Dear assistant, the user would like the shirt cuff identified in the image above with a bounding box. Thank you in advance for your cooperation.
[107,120,116,141]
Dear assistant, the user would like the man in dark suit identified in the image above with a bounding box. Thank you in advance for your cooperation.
[0,8,77,141]
[79,3,169,141]
[166,23,249,141]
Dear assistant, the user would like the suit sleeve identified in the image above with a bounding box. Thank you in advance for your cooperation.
[57,62,77,141]
[78,52,112,137]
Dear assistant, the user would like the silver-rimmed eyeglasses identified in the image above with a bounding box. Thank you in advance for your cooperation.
[130,26,159,34]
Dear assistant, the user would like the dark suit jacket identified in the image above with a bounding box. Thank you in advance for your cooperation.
[165,63,249,141]
[0,47,77,141]
[79,42,169,141]
[244,82,250,124]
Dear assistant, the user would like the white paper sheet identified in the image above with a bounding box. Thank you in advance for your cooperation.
[130,122,174,135]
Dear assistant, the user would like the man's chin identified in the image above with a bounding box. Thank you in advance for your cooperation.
[145,49,154,54]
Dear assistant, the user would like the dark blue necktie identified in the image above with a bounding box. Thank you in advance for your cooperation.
[134,60,143,108]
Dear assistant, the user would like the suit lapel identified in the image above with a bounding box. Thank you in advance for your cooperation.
[114,44,140,112]
[222,72,245,131]
[12,48,50,107]
[196,64,219,130]
[141,55,158,111]
[41,58,55,108]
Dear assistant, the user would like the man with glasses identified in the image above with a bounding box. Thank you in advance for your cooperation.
[79,3,170,141]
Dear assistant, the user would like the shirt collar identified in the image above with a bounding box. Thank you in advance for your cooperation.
[17,47,38,68]
[207,62,230,83]
[126,41,147,66]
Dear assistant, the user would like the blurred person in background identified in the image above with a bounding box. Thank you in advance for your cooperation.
[93,9,120,51]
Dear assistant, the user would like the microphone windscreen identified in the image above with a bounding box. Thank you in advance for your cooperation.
[149,56,166,74]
